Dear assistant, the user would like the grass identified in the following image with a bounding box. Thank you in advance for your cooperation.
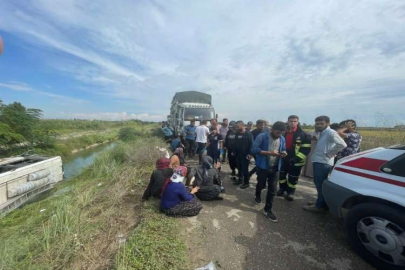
[116,200,189,270]
[0,137,188,270]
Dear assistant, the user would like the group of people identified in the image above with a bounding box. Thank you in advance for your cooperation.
[152,115,362,222]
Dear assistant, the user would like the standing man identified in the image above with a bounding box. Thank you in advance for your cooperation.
[336,119,362,161]
[195,120,210,164]
[251,121,287,222]
[224,121,238,179]
[234,121,254,189]
[278,115,311,201]
[219,118,229,163]
[303,116,346,213]
[183,120,197,158]
[246,121,253,132]
[210,118,221,133]
[249,119,268,177]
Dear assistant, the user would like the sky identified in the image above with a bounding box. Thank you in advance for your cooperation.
[0,0,404,127]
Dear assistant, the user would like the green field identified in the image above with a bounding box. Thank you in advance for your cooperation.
[0,138,189,270]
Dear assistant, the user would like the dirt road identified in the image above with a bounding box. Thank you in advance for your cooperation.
[183,161,375,270]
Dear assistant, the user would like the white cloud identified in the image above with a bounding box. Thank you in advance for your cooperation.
[0,0,404,125]
[60,112,164,122]
[0,82,87,103]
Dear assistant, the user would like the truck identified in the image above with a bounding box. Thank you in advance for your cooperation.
[167,91,217,134]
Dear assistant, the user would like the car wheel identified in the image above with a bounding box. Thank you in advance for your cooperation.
[345,203,405,270]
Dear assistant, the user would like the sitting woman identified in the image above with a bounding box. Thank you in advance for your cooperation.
[170,147,185,169]
[142,158,173,201]
[192,156,224,201]
[161,166,203,217]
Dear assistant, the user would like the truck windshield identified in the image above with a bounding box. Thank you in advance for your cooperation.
[184,108,214,120]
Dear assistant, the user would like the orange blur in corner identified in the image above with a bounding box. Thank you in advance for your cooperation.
[0,36,3,55]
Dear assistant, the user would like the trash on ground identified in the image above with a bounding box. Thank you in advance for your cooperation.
[194,261,217,270]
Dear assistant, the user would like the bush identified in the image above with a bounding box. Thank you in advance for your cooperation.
[118,127,140,142]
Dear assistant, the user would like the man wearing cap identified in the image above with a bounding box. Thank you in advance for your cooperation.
[224,121,238,179]
[246,121,253,132]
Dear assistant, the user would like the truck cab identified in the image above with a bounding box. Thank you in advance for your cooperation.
[169,91,216,134]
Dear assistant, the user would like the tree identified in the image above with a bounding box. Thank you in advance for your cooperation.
[0,102,42,142]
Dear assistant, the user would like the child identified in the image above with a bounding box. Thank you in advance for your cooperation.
[207,126,223,164]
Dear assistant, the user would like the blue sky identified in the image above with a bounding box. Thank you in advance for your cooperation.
[0,0,404,126]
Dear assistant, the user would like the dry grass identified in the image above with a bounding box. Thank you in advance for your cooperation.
[0,137,183,270]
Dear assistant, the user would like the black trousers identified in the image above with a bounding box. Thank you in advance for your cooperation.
[228,149,238,172]
[237,154,250,184]
[256,167,278,211]
[184,139,196,156]
[279,157,303,195]
[196,142,206,164]
[222,148,227,162]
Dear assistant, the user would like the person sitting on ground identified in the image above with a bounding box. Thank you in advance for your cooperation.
[142,158,173,201]
[207,126,223,164]
[336,119,362,161]
[170,133,183,152]
[170,147,185,169]
[192,156,224,201]
[162,123,174,141]
[161,166,202,217]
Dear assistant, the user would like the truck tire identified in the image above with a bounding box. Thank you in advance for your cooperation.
[345,203,405,270]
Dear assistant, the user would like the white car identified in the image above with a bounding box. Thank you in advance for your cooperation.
[323,145,405,270]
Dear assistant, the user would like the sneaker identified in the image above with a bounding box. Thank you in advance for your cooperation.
[231,170,236,176]
[284,194,294,202]
[263,209,278,222]
[302,204,327,213]
[220,186,226,193]
[233,180,243,185]
[240,183,250,189]
[214,196,224,200]
[276,188,285,197]
[306,201,315,206]
[255,196,261,204]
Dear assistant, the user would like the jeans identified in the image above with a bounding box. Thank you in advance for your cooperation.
[196,142,207,164]
[313,162,332,208]
[222,148,227,162]
[207,147,220,164]
[256,167,278,211]
[184,139,196,157]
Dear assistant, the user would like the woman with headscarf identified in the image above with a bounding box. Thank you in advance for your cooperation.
[142,158,173,201]
[170,147,185,169]
[192,156,224,201]
[161,166,203,217]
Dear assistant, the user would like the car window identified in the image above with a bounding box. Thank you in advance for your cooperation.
[381,154,405,177]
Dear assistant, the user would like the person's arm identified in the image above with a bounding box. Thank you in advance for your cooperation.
[142,172,155,201]
[224,130,231,149]
[251,134,279,156]
[179,184,196,201]
[327,131,347,158]
[293,132,311,163]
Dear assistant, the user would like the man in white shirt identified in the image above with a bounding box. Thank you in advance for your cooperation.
[303,115,347,213]
[195,120,210,164]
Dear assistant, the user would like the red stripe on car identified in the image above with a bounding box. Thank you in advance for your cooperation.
[335,167,405,188]
[341,157,388,173]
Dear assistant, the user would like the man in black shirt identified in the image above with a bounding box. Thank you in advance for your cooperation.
[249,119,268,177]
[234,120,254,189]
[224,121,238,179]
